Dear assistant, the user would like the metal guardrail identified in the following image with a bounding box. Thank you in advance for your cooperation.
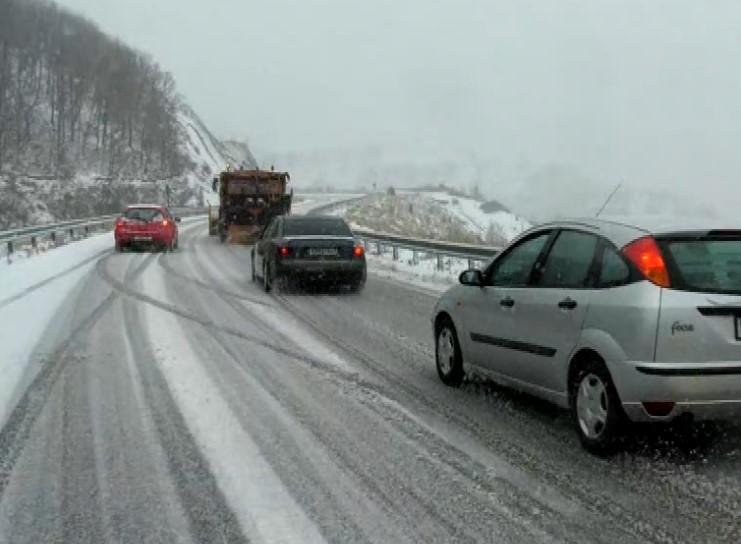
[1,203,501,271]
[0,207,206,257]
[306,196,502,270]
[351,227,502,271]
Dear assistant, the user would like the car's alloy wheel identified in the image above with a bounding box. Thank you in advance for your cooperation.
[576,373,608,439]
[435,319,464,386]
[571,360,624,456]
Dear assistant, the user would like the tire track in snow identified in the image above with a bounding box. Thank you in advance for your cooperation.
[121,293,248,543]
[0,254,153,502]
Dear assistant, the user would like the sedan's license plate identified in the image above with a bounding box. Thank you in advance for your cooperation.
[308,248,338,256]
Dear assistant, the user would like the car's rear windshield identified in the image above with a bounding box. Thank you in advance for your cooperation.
[124,208,163,222]
[660,235,741,294]
[283,218,352,236]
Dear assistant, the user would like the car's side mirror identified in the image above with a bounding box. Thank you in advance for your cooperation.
[459,269,484,287]
[175,217,181,223]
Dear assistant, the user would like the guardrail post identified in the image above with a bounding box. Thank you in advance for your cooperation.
[375,241,382,255]
[69,228,75,240]
[84,226,90,237]
[392,245,399,261]
[6,241,12,255]
[50,232,57,246]
[468,258,474,269]
[31,236,37,251]
[413,250,419,265]
[437,253,444,271]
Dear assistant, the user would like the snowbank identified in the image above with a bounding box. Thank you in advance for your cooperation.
[0,231,113,426]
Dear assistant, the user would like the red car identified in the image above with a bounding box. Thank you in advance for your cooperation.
[114,204,180,252]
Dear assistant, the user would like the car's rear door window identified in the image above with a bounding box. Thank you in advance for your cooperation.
[283,218,352,236]
[598,245,631,288]
[538,230,599,288]
[660,234,741,294]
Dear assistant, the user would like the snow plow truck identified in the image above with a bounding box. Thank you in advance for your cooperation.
[210,168,292,244]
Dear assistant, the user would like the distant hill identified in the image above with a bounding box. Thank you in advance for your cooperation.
[329,190,530,245]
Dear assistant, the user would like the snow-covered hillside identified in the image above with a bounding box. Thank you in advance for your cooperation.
[178,105,257,206]
[0,106,254,229]
[328,191,529,245]
[419,191,530,244]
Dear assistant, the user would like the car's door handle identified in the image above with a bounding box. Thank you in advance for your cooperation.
[500,297,515,308]
[558,297,578,310]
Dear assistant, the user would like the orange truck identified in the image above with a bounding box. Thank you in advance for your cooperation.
[211,168,292,244]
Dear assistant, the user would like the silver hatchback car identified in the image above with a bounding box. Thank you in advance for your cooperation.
[432,217,741,454]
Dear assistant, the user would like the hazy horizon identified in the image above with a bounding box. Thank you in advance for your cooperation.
[55,0,741,215]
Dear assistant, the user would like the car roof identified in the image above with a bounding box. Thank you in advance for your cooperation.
[528,215,741,248]
[283,214,343,221]
[126,204,165,209]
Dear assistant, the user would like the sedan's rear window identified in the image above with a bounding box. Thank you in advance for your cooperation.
[283,218,352,236]
[124,208,163,222]
[661,236,741,294]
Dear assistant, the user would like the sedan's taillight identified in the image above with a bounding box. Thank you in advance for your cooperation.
[622,236,671,288]
[353,246,364,258]
[162,219,169,227]
[115,219,124,230]
[278,246,290,257]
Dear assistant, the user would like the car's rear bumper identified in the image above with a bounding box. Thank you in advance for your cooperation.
[615,361,741,422]
[276,259,366,281]
[115,233,171,245]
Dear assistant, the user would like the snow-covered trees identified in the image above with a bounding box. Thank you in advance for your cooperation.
[0,0,187,178]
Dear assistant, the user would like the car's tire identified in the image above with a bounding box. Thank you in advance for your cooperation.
[263,261,272,293]
[570,358,625,456]
[251,253,256,282]
[435,317,464,386]
[115,243,123,253]
[348,279,365,293]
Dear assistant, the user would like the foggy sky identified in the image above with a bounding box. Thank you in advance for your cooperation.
[56,0,741,196]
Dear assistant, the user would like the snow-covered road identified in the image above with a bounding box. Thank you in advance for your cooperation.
[1,221,741,543]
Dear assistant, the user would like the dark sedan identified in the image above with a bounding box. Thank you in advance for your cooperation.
[251,215,367,292]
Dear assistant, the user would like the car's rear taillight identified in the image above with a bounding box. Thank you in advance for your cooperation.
[353,245,364,258]
[162,219,169,227]
[622,236,671,288]
[278,246,290,257]
[115,219,124,230]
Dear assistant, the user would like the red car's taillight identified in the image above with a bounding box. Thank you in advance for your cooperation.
[115,219,124,230]
[622,236,670,288]
[353,245,364,258]
[162,219,169,227]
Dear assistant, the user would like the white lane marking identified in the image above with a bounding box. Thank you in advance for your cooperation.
[142,269,327,544]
